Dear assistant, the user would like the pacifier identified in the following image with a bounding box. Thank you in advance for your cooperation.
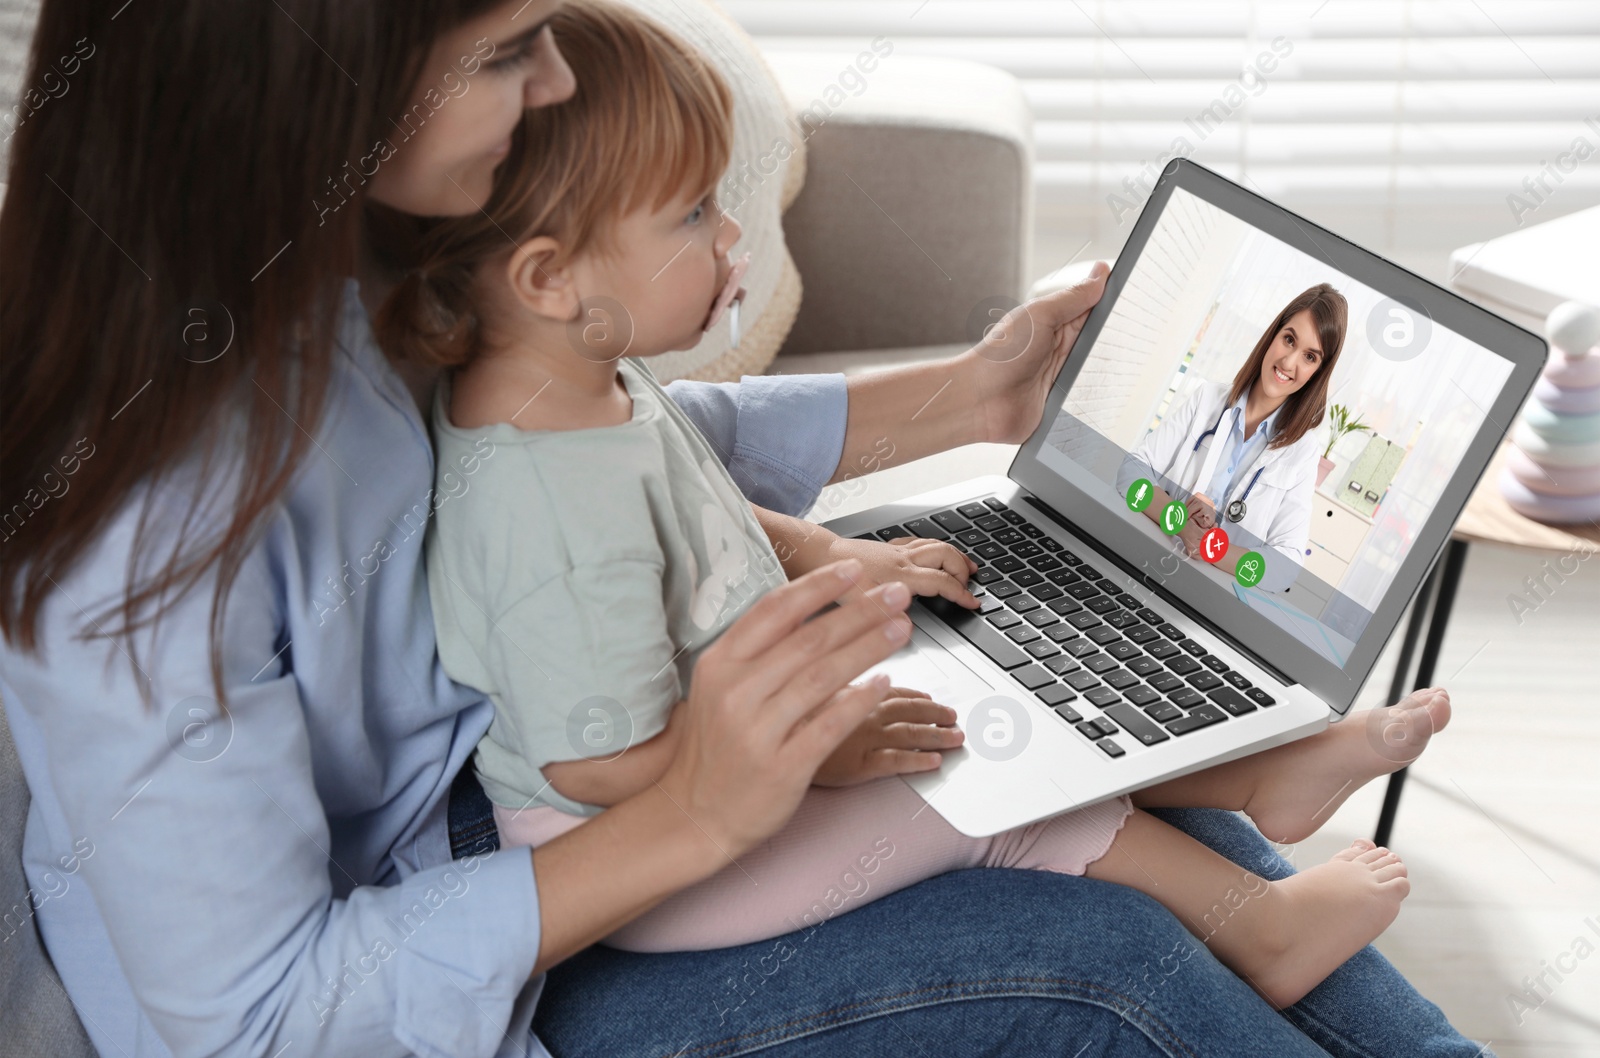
[705,252,749,348]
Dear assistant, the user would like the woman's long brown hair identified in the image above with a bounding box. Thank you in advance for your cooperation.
[1226,282,1348,450]
[0,0,499,704]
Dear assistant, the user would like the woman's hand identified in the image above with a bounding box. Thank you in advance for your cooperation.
[653,560,915,858]
[964,261,1111,446]
[814,687,964,786]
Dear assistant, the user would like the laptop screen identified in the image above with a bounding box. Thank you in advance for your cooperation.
[1012,162,1544,711]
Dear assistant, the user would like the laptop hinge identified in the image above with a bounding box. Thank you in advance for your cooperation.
[1019,492,1294,687]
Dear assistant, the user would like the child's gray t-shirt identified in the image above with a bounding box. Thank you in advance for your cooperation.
[427,358,788,817]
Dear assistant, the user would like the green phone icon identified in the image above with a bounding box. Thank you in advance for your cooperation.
[1235,551,1266,588]
[1160,501,1187,535]
[1126,478,1154,512]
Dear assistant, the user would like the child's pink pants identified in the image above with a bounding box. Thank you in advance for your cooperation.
[493,777,1133,953]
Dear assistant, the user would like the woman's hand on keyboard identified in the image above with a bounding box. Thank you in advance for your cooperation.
[813,687,964,786]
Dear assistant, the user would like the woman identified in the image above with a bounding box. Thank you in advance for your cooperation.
[1126,284,1346,591]
[0,3,1480,1056]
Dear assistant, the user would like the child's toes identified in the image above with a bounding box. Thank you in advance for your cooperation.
[1373,860,1409,884]
[1356,846,1396,866]
[1333,840,1369,862]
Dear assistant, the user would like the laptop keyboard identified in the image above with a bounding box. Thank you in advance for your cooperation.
[857,498,1276,759]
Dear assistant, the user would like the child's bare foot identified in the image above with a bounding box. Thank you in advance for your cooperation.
[1243,688,1451,844]
[1229,840,1410,1008]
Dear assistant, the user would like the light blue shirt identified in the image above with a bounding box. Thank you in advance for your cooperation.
[0,279,847,1058]
[1203,391,1280,510]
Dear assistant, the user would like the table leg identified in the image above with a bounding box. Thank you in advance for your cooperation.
[1374,539,1471,847]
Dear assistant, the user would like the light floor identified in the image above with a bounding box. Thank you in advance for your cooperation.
[808,445,1600,1058]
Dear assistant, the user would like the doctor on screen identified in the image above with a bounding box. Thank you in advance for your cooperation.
[1123,283,1347,593]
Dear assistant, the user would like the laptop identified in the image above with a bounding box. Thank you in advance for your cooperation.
[823,158,1546,838]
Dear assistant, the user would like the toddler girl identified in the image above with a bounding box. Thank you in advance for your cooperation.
[379,0,1449,1009]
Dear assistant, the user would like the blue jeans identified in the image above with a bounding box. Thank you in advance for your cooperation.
[451,773,1487,1056]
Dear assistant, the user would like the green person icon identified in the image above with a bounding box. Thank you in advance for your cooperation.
[1126,478,1154,513]
[1159,500,1187,535]
[1235,551,1266,588]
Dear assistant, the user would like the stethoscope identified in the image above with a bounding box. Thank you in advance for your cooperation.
[1169,405,1266,524]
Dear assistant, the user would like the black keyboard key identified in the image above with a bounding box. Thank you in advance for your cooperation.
[1046,568,1082,586]
[1144,701,1183,722]
[956,528,989,546]
[1039,538,1063,552]
[1169,687,1205,708]
[987,610,1022,630]
[991,527,1024,545]
[1044,654,1081,675]
[1116,593,1141,609]
[1104,610,1140,630]
[989,580,1022,599]
[1086,596,1118,614]
[1025,640,1060,660]
[1025,610,1059,628]
[1011,569,1045,588]
[1010,664,1054,690]
[1224,671,1252,690]
[1207,687,1257,716]
[1126,624,1161,644]
[1004,625,1041,644]
[902,517,949,540]
[1187,672,1224,692]
[1123,685,1161,707]
[973,567,1003,585]
[1136,607,1164,626]
[1037,684,1078,707]
[1147,640,1180,660]
[1128,656,1162,677]
[1105,640,1141,661]
[974,542,1007,562]
[1044,624,1080,644]
[1147,672,1183,693]
[974,514,1008,532]
[1012,541,1043,558]
[1246,688,1277,707]
[1086,626,1121,645]
[931,510,972,533]
[1029,583,1065,602]
[854,533,879,541]
[1075,720,1105,740]
[1101,703,1171,746]
[993,556,1024,574]
[1179,638,1207,656]
[1085,686,1120,708]
[874,525,909,541]
[958,502,991,520]
[926,601,1029,669]
[1097,738,1126,758]
[1201,654,1230,673]
[1001,510,1028,526]
[1008,595,1041,614]
[1167,656,1201,676]
[1063,638,1100,658]
[1104,669,1140,690]
[1158,623,1185,640]
[977,596,1006,615]
[1055,702,1085,724]
[1061,551,1084,565]
[983,498,1009,513]
[1165,704,1228,736]
[1067,612,1102,631]
[1048,597,1084,616]
[1064,670,1100,692]
[1019,524,1044,538]
[1084,653,1118,674]
[1029,555,1064,573]
[1067,583,1101,600]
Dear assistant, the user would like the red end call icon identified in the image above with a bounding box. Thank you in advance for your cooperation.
[1200,526,1229,564]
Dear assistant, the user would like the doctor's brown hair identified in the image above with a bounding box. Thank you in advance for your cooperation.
[1226,282,1348,450]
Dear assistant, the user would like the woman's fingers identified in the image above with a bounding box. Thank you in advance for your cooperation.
[780,676,893,770]
[739,580,913,718]
[886,686,933,701]
[714,559,870,663]
[864,747,944,777]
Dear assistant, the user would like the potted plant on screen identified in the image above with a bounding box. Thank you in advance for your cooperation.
[1320,403,1371,486]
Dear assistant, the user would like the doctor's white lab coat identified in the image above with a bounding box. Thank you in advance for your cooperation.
[1123,381,1324,594]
